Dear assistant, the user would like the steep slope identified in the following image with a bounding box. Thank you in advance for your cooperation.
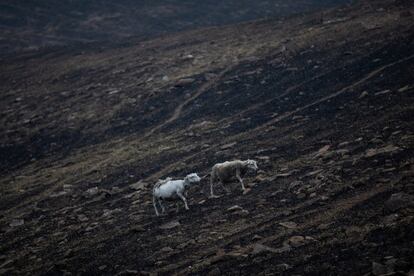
[0,0,349,54]
[1,0,414,275]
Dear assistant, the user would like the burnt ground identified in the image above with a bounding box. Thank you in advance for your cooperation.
[1,0,414,275]
[0,0,350,55]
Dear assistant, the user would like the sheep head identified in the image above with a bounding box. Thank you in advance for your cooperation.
[245,159,258,171]
[184,173,201,185]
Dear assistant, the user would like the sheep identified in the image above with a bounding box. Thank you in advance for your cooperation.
[209,159,258,198]
[152,173,201,216]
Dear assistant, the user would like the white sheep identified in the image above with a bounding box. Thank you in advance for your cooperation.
[209,159,258,198]
[152,173,201,216]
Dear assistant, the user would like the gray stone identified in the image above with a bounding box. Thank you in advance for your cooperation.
[207,267,221,276]
[9,219,24,227]
[129,181,146,191]
[372,261,387,276]
[382,214,399,225]
[85,187,99,196]
[275,263,291,271]
[365,145,400,158]
[227,205,244,212]
[252,234,263,241]
[251,243,276,255]
[385,193,414,212]
[160,246,173,253]
[288,236,305,247]
[279,221,297,229]
[220,142,237,150]
[159,221,181,230]
[77,214,89,222]
[175,78,195,87]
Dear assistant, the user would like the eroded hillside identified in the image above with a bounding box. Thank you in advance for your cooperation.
[0,0,349,54]
[1,0,413,275]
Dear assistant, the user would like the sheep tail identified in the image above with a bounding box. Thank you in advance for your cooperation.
[153,177,172,192]
[153,180,162,192]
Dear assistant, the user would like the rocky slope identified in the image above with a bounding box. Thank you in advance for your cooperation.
[0,0,349,55]
[0,0,414,275]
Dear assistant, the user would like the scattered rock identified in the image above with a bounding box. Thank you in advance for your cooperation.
[382,214,399,225]
[275,172,294,178]
[279,221,298,229]
[384,257,397,273]
[162,75,169,81]
[207,267,221,276]
[289,180,303,190]
[288,236,305,248]
[372,261,387,276]
[318,223,332,230]
[385,193,414,212]
[63,184,73,191]
[159,221,181,230]
[365,145,400,158]
[252,234,263,241]
[375,89,391,96]
[359,91,369,98]
[254,175,267,182]
[49,191,68,198]
[275,263,291,272]
[9,219,24,227]
[306,169,323,177]
[251,243,276,255]
[297,193,307,200]
[160,247,173,253]
[227,205,244,212]
[129,181,146,191]
[77,214,89,222]
[257,156,270,161]
[270,189,284,197]
[182,54,194,60]
[111,186,122,194]
[102,208,122,218]
[220,142,237,150]
[316,145,331,157]
[320,195,329,201]
[251,243,291,255]
[117,269,139,275]
[398,85,410,93]
[130,226,145,233]
[338,141,350,147]
[175,78,195,87]
[84,187,99,197]
[108,89,120,95]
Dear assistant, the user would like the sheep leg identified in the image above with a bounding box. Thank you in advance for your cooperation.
[219,181,231,194]
[153,195,160,216]
[157,198,166,214]
[210,175,220,198]
[236,172,246,191]
[176,202,180,213]
[177,192,189,210]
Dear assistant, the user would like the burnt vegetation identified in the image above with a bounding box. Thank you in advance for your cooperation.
[0,0,414,275]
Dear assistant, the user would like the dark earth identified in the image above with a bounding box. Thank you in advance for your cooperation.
[1,0,414,275]
[0,0,350,55]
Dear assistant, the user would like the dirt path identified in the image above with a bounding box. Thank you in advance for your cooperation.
[222,54,414,143]
[144,66,232,137]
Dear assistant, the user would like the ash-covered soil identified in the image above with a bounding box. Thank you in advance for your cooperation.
[1,0,413,275]
[0,0,349,55]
